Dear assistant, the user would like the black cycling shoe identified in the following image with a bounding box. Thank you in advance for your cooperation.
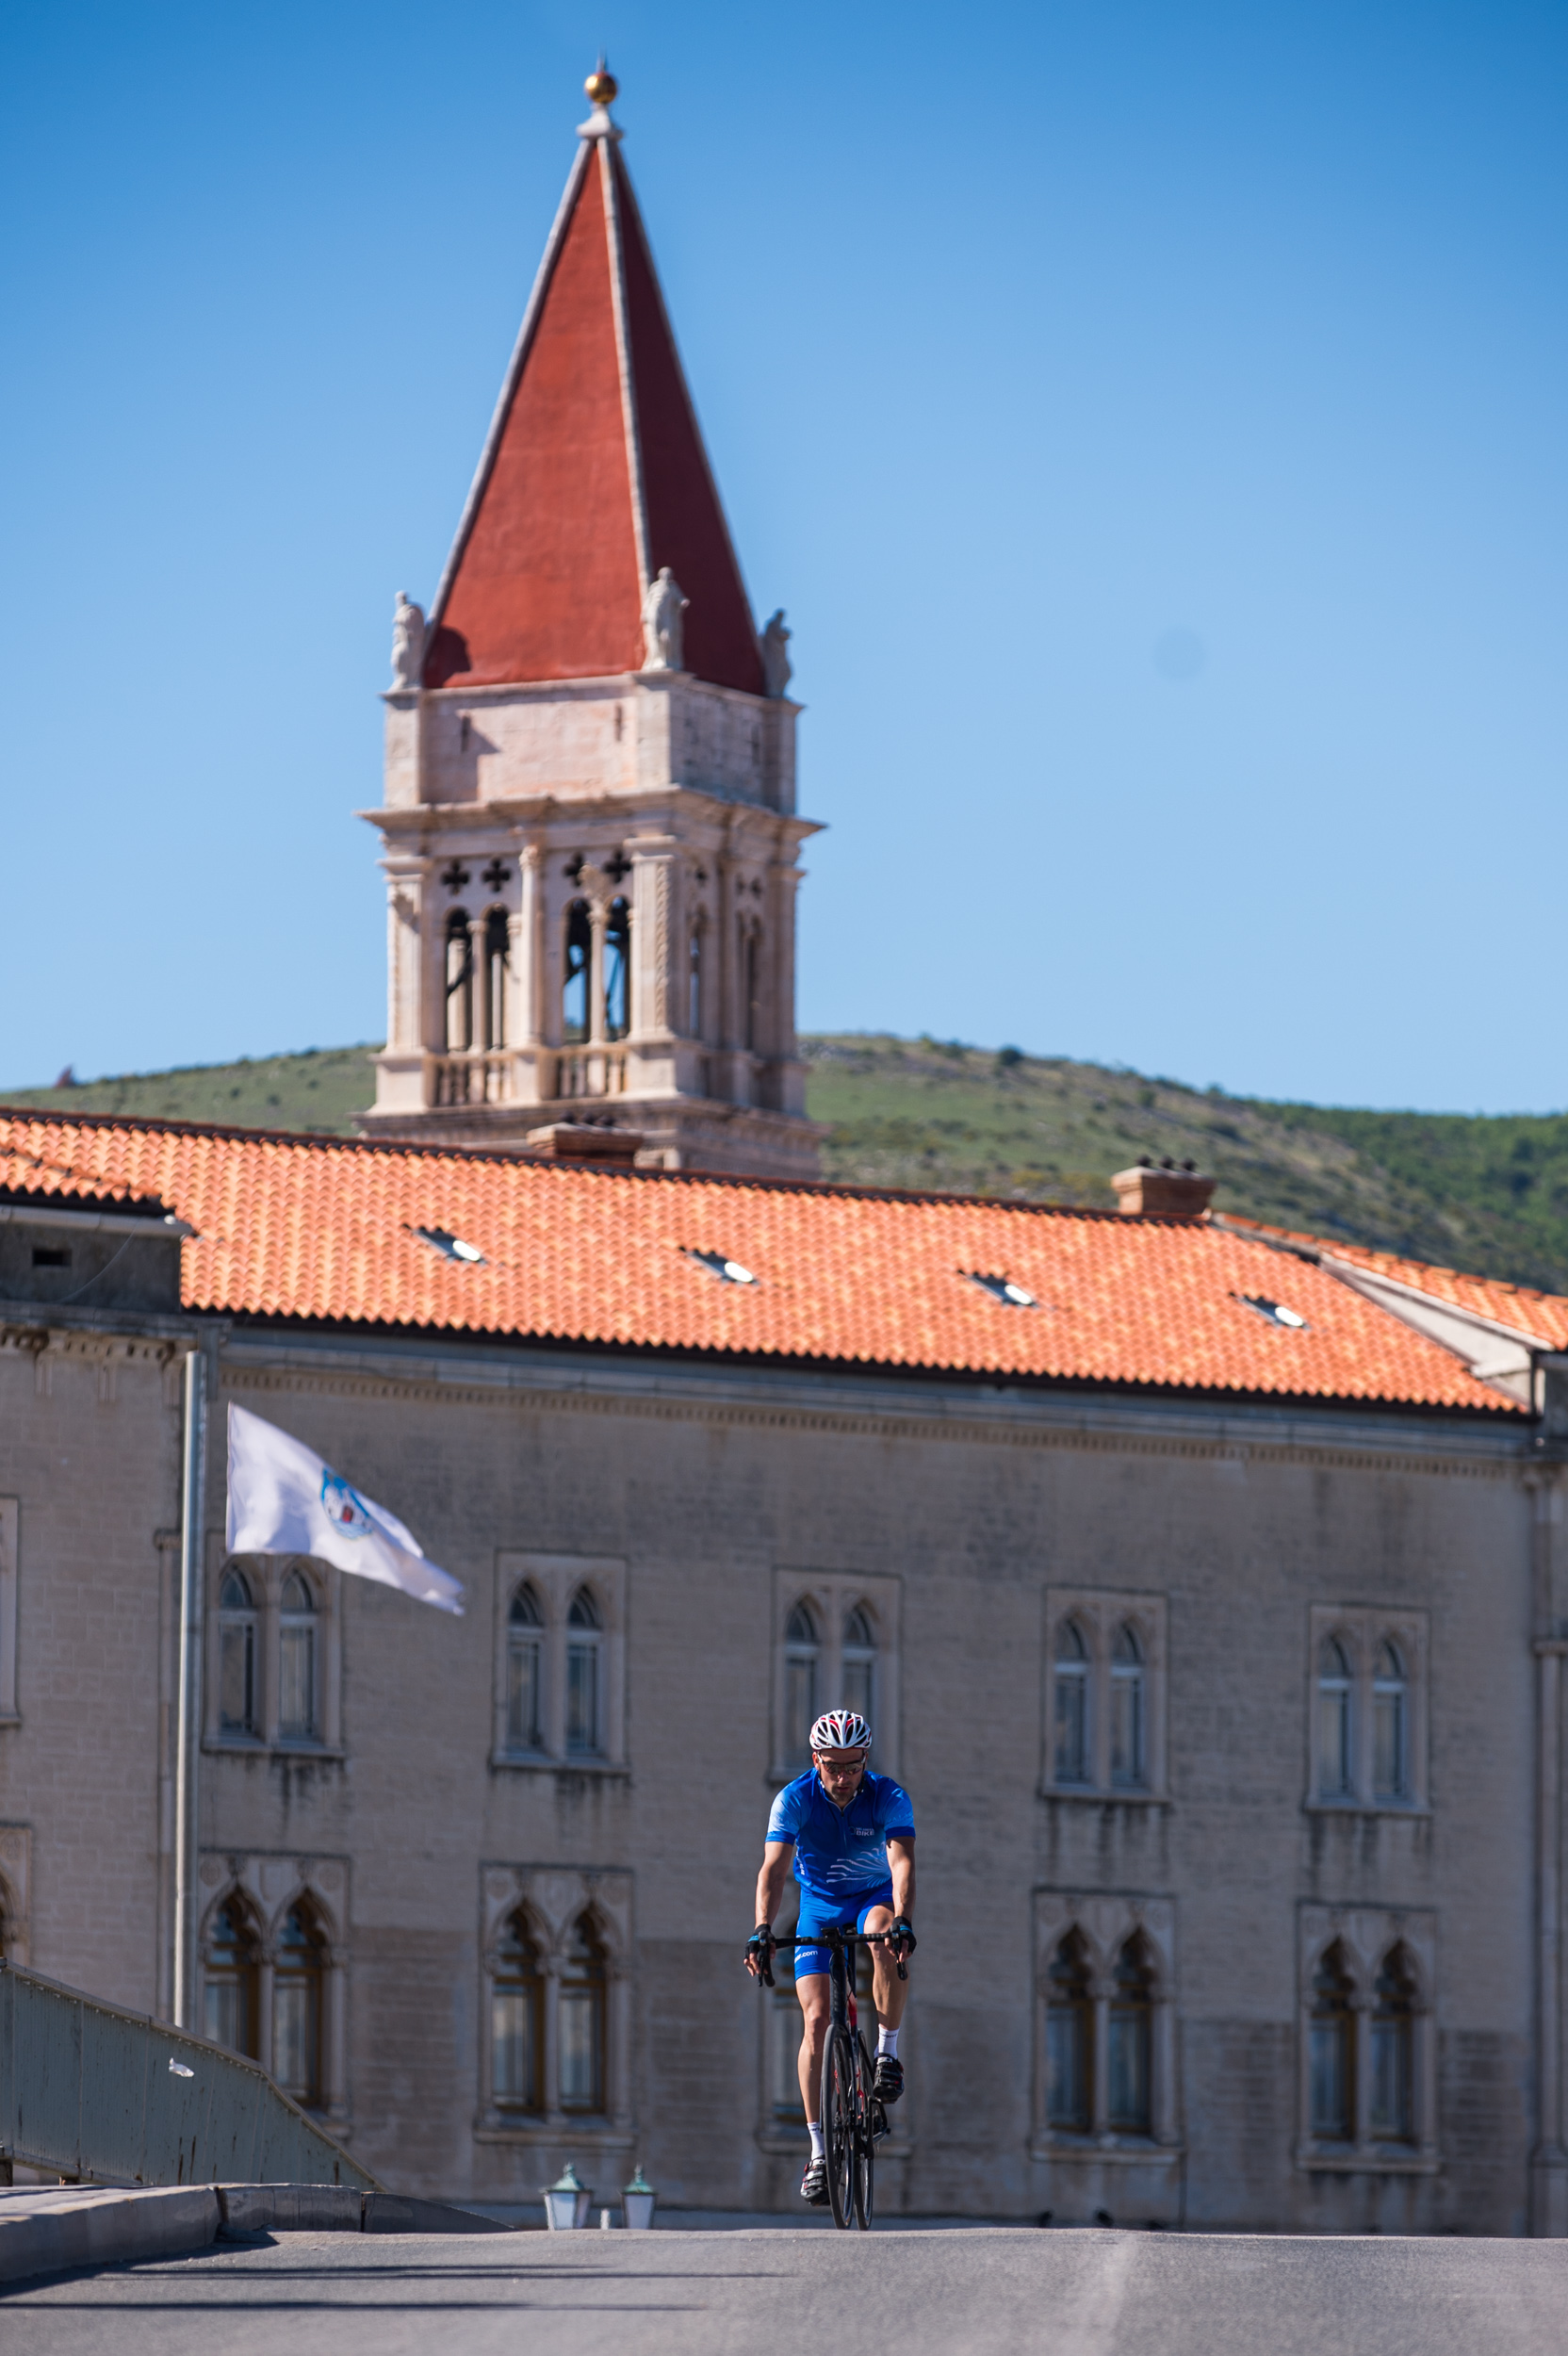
[801,2156,830,2205]
[873,2053,905,2104]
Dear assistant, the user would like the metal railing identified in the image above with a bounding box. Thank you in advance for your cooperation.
[0,1961,380,2191]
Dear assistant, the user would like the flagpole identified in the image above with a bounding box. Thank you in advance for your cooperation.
[172,1350,208,2031]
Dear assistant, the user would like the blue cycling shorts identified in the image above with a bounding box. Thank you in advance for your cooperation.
[792,1883,894,1980]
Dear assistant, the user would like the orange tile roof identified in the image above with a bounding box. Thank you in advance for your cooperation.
[0,1111,1524,1415]
[1218,1214,1568,1352]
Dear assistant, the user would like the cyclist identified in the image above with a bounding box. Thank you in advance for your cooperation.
[745,1709,916,2206]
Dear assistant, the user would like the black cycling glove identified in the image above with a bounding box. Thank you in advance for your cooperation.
[889,1918,917,1958]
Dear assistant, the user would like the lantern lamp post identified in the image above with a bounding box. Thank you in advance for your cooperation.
[543,2161,593,2231]
[622,2165,657,2231]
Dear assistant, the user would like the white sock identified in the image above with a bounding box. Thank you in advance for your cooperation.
[877,2026,899,2059]
[808,2121,825,2162]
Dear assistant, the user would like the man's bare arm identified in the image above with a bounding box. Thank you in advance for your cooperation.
[887,1834,916,1921]
[745,1840,793,1976]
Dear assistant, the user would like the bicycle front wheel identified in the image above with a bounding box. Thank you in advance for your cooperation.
[853,2036,875,2230]
[823,2025,857,2231]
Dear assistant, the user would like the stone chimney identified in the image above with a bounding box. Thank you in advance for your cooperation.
[1111,1156,1217,1219]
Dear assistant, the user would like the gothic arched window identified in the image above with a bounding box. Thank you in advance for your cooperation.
[491,1909,545,2113]
[445,907,473,1053]
[1317,1636,1354,1800]
[841,1605,876,1728]
[507,1582,545,1752]
[1045,1929,1092,2131]
[784,1601,820,1771]
[563,899,591,1044]
[743,925,760,1052]
[482,906,509,1051]
[1373,1640,1409,1803]
[1107,1933,1154,2133]
[1109,1623,1146,1790]
[1053,1619,1090,1786]
[1371,1943,1418,2141]
[219,1569,258,1738]
[272,1900,327,2109]
[604,897,631,1041]
[688,925,704,1039]
[204,1895,261,2058]
[278,1569,318,1742]
[1309,1939,1356,2140]
[558,1913,607,2114]
[565,1587,603,1757]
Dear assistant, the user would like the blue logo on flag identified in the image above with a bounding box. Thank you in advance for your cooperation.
[320,1469,372,1539]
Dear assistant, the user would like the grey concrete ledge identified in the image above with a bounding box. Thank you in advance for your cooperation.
[0,2184,516,2286]
[218,2185,515,2237]
[0,2185,220,2285]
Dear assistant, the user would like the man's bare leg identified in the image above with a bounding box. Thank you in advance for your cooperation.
[794,1972,831,2120]
[860,1903,910,2037]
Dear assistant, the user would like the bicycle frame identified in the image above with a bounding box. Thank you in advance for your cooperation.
[753,1926,907,2232]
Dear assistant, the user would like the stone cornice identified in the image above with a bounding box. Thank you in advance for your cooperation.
[0,1297,201,1352]
[216,1329,1528,1482]
[359,790,822,842]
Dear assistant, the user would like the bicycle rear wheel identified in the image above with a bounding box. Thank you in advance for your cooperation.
[853,2036,875,2230]
[823,2026,856,2231]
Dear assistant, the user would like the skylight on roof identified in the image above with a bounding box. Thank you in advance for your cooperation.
[965,1271,1037,1309]
[686,1249,760,1286]
[1236,1292,1307,1331]
[412,1225,487,1267]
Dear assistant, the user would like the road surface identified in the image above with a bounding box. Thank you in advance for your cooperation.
[8,2223,1568,2355]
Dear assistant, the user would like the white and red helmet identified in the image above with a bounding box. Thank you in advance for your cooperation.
[810,1709,871,1754]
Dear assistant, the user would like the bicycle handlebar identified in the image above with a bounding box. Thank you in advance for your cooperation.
[763,1930,898,1948]
[748,1924,910,1987]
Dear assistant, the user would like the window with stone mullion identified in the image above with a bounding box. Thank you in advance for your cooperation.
[558,1914,607,2115]
[219,1569,259,1738]
[491,1911,545,2114]
[565,1587,604,1758]
[1308,1941,1356,2141]
[784,1602,820,1773]
[506,1583,546,1753]
[1053,1620,1090,1786]
[1045,1930,1093,2132]
[278,1570,318,1742]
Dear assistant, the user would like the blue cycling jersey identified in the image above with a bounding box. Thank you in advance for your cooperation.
[766,1769,916,1901]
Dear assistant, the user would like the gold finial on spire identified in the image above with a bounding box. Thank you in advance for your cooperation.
[578,55,622,142]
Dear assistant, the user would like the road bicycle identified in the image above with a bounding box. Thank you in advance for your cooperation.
[753,1926,906,2231]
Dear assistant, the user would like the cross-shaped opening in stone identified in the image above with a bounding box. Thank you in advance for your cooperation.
[441,860,471,893]
[482,859,510,893]
[603,849,632,884]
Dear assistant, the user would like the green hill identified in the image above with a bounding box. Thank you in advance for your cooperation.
[8,1035,1568,1296]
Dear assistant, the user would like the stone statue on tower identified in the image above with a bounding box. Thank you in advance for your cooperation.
[760,610,792,699]
[390,593,425,690]
[641,568,688,671]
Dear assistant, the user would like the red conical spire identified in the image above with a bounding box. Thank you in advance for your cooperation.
[423,72,765,697]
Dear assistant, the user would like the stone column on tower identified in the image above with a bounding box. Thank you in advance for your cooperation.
[357,65,823,1180]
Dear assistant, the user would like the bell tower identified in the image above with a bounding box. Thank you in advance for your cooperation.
[360,68,822,1181]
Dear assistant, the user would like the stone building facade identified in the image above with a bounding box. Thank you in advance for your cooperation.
[3,1137,1568,2233]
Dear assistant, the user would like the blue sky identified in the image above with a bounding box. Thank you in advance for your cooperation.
[3,1,1564,1110]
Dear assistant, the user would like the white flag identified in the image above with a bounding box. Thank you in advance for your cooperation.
[225,1403,464,1616]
